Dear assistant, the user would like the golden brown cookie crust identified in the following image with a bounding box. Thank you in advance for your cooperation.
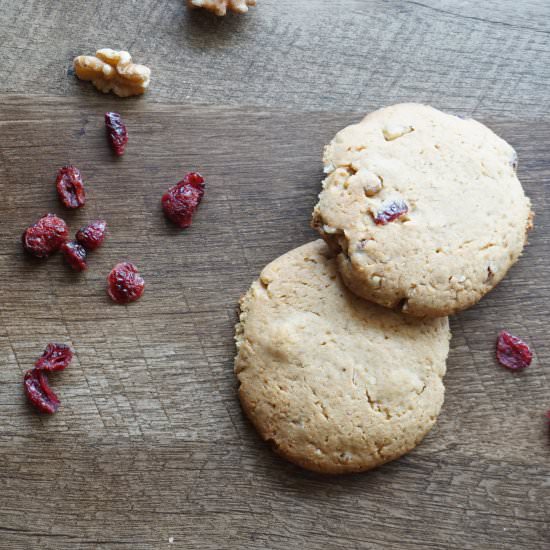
[235,240,451,474]
[312,103,533,317]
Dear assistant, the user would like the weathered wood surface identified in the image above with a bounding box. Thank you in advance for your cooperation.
[0,96,548,549]
[1,0,550,117]
[1,0,550,547]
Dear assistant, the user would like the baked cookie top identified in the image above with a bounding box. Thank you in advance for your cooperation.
[312,103,532,317]
[235,240,450,474]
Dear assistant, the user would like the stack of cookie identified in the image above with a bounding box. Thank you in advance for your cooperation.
[234,104,532,474]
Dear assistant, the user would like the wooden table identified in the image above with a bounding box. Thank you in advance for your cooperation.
[1,2,549,549]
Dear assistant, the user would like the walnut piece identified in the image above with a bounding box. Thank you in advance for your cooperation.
[187,0,257,16]
[382,124,414,141]
[348,169,383,196]
[73,49,151,98]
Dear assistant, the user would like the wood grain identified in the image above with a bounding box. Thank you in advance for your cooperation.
[0,96,548,549]
[1,0,550,118]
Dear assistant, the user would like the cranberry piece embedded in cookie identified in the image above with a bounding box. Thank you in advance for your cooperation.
[374,200,408,225]
[496,330,532,370]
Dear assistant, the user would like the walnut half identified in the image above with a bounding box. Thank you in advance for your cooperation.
[187,0,257,16]
[73,49,151,98]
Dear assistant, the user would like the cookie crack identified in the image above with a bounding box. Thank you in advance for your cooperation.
[396,297,409,313]
[374,440,389,458]
[311,388,330,420]
[365,387,392,420]
[258,276,277,301]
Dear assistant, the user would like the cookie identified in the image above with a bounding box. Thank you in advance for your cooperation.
[235,240,450,474]
[312,103,533,317]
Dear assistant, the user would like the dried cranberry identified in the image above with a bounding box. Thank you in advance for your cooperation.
[107,262,145,304]
[56,165,86,209]
[162,172,205,228]
[76,220,107,250]
[22,213,69,258]
[545,410,550,421]
[105,112,128,156]
[35,343,73,372]
[61,240,87,271]
[496,331,533,370]
[23,368,60,414]
[374,200,408,225]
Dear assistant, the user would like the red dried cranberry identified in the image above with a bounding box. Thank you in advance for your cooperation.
[496,331,533,370]
[105,112,128,156]
[162,172,205,228]
[22,213,69,258]
[35,343,73,372]
[61,240,87,271]
[545,410,550,421]
[56,165,86,209]
[76,220,107,250]
[23,368,60,414]
[374,200,408,225]
[107,262,145,304]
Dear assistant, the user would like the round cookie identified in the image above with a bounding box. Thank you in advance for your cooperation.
[312,103,533,317]
[235,240,451,474]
